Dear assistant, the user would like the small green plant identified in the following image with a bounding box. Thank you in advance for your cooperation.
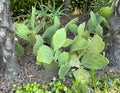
[12,74,120,93]
[90,0,115,11]
[88,70,120,93]
[12,82,52,93]
[15,7,44,58]
[15,10,109,83]
[36,0,66,19]
[48,77,72,93]
[12,78,72,93]
[72,81,89,93]
[87,11,109,37]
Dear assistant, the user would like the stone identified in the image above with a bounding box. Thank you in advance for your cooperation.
[106,0,120,68]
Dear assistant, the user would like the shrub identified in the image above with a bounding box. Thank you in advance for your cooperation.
[15,9,109,83]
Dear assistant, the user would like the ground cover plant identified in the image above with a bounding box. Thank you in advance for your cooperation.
[12,73,120,93]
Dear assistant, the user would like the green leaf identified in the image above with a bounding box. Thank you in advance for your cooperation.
[81,52,109,70]
[90,11,97,26]
[54,50,61,62]
[65,17,78,31]
[43,61,59,71]
[88,35,105,53]
[42,25,59,38]
[87,20,96,33]
[31,7,36,29]
[28,34,36,45]
[33,23,43,34]
[15,23,31,41]
[33,35,43,56]
[73,68,90,84]
[69,53,80,68]
[71,36,88,52]
[86,11,97,33]
[63,38,73,47]
[95,23,103,37]
[99,17,109,28]
[58,63,71,79]
[52,28,66,51]
[98,6,114,19]
[15,41,24,58]
[37,45,53,64]
[68,24,78,33]
[58,52,69,65]
[66,17,78,24]
[78,22,86,37]
[82,31,90,40]
[54,16,61,26]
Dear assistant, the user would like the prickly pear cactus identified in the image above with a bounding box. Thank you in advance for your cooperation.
[0,0,19,79]
[106,0,120,68]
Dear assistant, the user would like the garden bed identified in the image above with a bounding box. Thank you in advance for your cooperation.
[0,13,120,93]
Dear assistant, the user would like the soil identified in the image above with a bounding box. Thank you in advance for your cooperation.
[0,13,120,93]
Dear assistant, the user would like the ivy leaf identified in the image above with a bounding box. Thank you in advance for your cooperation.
[58,52,69,65]
[33,35,43,56]
[37,45,53,64]
[71,36,88,52]
[15,23,31,41]
[78,22,86,37]
[52,28,66,51]
[88,35,105,53]
[58,63,71,79]
[73,68,90,84]
[81,52,109,70]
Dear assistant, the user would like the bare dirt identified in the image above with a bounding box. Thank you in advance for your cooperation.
[0,13,120,93]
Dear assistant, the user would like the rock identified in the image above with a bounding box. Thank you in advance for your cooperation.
[105,0,120,68]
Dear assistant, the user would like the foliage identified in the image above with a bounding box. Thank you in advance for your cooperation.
[87,11,109,37]
[12,74,120,93]
[12,78,72,93]
[70,0,94,14]
[14,1,65,31]
[98,6,114,19]
[15,7,43,57]
[12,82,49,93]
[15,9,109,82]
[36,0,66,19]
[88,70,120,93]
[48,77,72,93]
[10,0,37,16]
[69,0,115,15]
[11,0,65,23]
[90,0,115,11]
